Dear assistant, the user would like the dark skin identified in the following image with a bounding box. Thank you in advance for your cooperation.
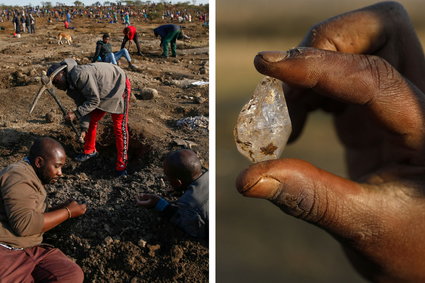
[136,149,202,208]
[236,2,425,282]
[30,137,87,232]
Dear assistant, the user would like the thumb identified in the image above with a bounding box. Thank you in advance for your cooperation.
[236,158,370,240]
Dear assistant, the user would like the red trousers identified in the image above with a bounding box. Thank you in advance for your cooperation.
[83,78,131,171]
[0,245,84,283]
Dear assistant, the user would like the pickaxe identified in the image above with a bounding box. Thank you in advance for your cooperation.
[29,65,81,140]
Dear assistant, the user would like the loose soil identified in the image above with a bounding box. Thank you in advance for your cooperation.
[0,14,209,282]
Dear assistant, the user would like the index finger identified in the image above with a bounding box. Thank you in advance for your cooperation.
[255,48,425,161]
[299,1,425,92]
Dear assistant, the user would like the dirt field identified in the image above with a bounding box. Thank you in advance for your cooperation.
[0,14,209,282]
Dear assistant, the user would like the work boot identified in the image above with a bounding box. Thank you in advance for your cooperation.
[115,169,128,177]
[75,151,98,162]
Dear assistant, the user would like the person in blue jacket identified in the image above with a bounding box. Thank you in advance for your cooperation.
[136,149,208,239]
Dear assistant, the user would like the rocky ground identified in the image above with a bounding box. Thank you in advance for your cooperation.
[0,13,209,282]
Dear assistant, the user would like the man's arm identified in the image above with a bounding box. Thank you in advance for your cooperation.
[2,182,44,236]
[42,201,87,232]
[136,194,206,238]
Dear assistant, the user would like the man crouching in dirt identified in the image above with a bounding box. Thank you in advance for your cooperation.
[47,58,131,177]
[136,149,208,239]
[0,137,87,282]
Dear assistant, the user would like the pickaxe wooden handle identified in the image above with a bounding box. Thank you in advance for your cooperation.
[45,86,81,138]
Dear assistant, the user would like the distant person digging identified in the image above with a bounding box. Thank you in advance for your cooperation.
[153,24,190,58]
[136,149,208,239]
[121,25,143,56]
[64,20,75,30]
[93,33,138,71]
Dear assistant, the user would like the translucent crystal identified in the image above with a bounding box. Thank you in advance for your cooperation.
[234,76,292,163]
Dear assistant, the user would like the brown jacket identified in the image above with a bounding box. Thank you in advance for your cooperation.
[0,161,46,248]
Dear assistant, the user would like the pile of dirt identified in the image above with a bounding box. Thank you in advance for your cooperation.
[0,12,209,282]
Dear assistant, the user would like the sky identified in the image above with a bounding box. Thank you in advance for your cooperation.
[0,0,209,7]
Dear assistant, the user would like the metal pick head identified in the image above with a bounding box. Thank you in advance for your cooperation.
[41,75,50,86]
[29,84,47,114]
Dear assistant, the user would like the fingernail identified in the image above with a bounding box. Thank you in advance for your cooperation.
[257,51,288,63]
[240,176,282,199]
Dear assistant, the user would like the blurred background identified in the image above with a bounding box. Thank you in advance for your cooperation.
[216,0,425,282]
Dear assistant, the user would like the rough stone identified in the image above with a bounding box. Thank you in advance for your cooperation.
[45,112,59,123]
[138,239,147,248]
[195,97,206,104]
[234,76,292,162]
[138,88,159,100]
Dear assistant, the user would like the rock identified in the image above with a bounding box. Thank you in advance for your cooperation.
[171,245,184,263]
[104,236,113,245]
[148,244,160,257]
[195,97,206,104]
[138,88,159,100]
[45,112,58,123]
[78,172,89,181]
[29,68,38,76]
[234,76,292,163]
[172,138,198,148]
[173,138,187,146]
[199,67,207,74]
[159,178,166,188]
[138,239,147,248]
[176,116,209,130]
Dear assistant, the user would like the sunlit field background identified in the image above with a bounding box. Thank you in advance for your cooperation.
[217,0,425,282]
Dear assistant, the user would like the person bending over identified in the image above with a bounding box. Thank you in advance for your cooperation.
[47,59,131,177]
[121,25,143,56]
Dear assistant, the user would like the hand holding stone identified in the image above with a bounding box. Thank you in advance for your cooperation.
[236,2,425,281]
